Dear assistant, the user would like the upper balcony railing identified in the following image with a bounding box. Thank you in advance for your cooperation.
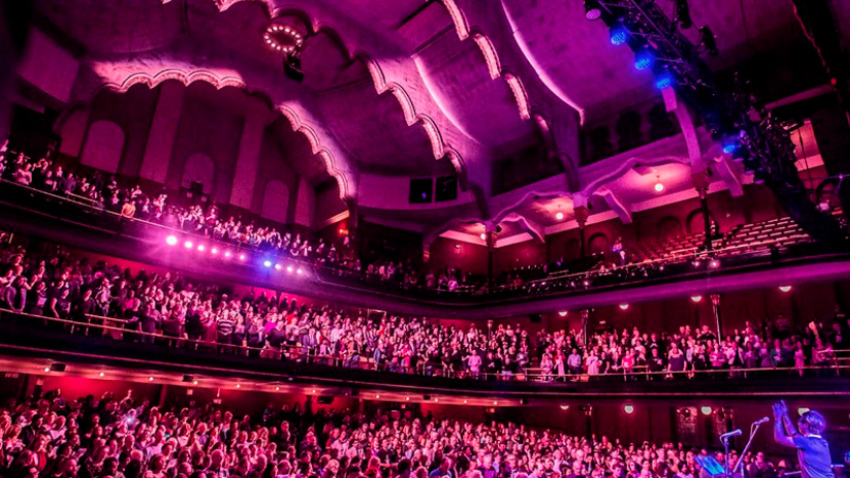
[0,178,845,306]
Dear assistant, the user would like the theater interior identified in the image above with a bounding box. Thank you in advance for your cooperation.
[0,1,850,478]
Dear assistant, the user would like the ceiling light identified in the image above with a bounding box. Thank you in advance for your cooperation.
[691,295,702,303]
[654,181,664,192]
[558,310,568,317]
[555,211,565,221]
[560,404,569,410]
[619,304,629,310]
[634,48,654,70]
[701,406,713,415]
[610,26,628,46]
[624,404,635,414]
[779,285,792,292]
[480,233,486,240]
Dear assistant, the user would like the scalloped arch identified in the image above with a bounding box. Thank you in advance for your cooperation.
[580,155,690,198]
[95,68,352,200]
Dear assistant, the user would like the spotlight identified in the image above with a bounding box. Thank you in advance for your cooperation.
[197,244,205,252]
[624,404,635,414]
[184,240,193,249]
[701,406,712,416]
[275,264,282,270]
[149,376,154,381]
[296,268,303,275]
[263,260,273,268]
[722,142,738,154]
[286,266,294,273]
[654,181,664,192]
[480,233,486,240]
[166,235,178,246]
[692,259,701,268]
[236,384,241,388]
[691,295,703,303]
[610,26,628,46]
[634,49,654,70]
[675,0,692,29]
[44,366,50,373]
[655,73,673,90]
[584,0,602,21]
[709,258,719,268]
[211,247,218,255]
[779,285,792,292]
[699,26,719,57]
[224,251,232,258]
[238,254,246,261]
[99,372,105,377]
[619,304,629,310]
[275,386,280,391]
[193,380,198,385]
[555,211,564,221]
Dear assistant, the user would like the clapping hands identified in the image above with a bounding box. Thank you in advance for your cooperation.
[772,400,787,419]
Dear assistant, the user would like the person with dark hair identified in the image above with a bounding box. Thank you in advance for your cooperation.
[772,401,834,478]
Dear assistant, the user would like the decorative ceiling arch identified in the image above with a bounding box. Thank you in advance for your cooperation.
[580,155,690,198]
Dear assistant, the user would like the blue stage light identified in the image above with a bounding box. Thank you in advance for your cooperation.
[263,260,272,268]
[610,26,627,46]
[722,143,737,154]
[655,73,673,90]
[634,50,653,70]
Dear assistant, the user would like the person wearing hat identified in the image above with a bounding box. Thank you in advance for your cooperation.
[772,401,834,478]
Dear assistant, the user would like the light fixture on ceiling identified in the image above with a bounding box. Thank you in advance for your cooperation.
[264,23,304,54]
[555,210,565,221]
[584,0,602,21]
[690,295,703,303]
[779,285,792,292]
[558,310,568,317]
[619,304,629,310]
[480,233,486,241]
[654,175,664,192]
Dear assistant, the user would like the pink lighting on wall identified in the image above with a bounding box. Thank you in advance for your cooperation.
[473,34,502,80]
[442,0,470,40]
[504,73,531,120]
[779,285,792,292]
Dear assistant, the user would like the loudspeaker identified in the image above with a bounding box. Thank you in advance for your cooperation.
[409,178,433,203]
[435,176,457,202]
[316,396,334,405]
[529,314,542,323]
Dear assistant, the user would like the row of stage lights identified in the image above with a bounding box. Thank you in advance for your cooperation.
[165,235,304,275]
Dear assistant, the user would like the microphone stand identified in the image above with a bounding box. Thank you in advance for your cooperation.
[732,421,765,476]
[722,435,732,478]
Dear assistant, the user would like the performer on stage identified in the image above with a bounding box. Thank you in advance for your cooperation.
[772,401,834,478]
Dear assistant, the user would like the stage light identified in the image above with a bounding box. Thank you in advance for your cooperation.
[297,268,303,275]
[43,366,50,373]
[654,181,664,192]
[148,376,154,381]
[709,259,719,268]
[193,380,198,385]
[555,211,564,221]
[405,396,410,401]
[655,73,673,90]
[691,295,703,303]
[166,235,178,246]
[286,266,294,273]
[463,400,468,404]
[624,404,634,414]
[238,254,246,261]
[722,142,737,154]
[197,244,205,252]
[275,386,280,391]
[619,304,629,310]
[236,384,241,388]
[493,401,498,405]
[634,49,653,70]
[375,394,380,399]
[210,247,218,255]
[584,0,602,21]
[692,259,701,268]
[224,251,232,258]
[275,264,282,270]
[701,406,712,416]
[558,310,568,317]
[610,26,628,46]
[480,233,486,240]
[779,285,792,292]
[99,372,105,377]
[263,260,272,268]
[184,240,193,249]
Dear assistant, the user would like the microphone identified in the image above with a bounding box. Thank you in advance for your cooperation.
[720,429,742,440]
[754,417,770,426]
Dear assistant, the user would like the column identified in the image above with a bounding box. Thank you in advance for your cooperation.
[574,205,590,264]
[486,228,497,289]
[692,171,712,251]
[345,197,360,258]
[710,293,723,340]
[139,81,185,184]
[229,101,267,209]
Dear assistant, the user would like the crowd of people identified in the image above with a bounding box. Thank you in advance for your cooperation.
[0,235,846,382]
[0,387,802,478]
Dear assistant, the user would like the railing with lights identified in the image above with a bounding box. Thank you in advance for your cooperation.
[0,308,847,385]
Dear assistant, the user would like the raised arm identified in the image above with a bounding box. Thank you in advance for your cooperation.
[772,401,795,447]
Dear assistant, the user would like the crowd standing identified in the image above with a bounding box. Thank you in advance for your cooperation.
[0,237,846,381]
[0,388,803,478]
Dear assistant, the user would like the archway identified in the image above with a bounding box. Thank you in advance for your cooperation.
[80,120,124,173]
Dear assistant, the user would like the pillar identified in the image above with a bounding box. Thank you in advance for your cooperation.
[486,227,497,288]
[711,293,723,339]
[345,197,360,258]
[139,81,185,184]
[229,101,267,209]
[692,172,712,251]
[574,206,590,263]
